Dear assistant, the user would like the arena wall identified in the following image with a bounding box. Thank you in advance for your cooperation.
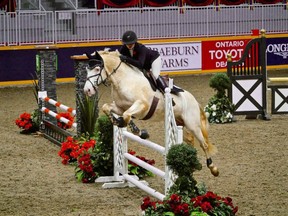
[0,33,287,86]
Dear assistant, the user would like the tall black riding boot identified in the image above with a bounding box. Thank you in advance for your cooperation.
[156,76,168,94]
[156,76,175,106]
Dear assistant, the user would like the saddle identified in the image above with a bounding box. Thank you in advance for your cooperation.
[143,70,184,94]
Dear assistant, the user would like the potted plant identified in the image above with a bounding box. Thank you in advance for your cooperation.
[204,73,235,124]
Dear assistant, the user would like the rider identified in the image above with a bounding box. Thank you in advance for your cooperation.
[119,30,168,94]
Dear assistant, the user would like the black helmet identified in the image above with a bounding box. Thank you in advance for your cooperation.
[122,31,137,45]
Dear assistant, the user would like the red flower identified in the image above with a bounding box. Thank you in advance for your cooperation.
[15,112,34,131]
[128,149,136,155]
[56,112,74,129]
[58,137,80,164]
[59,137,98,183]
[127,150,156,178]
[200,201,213,212]
[141,197,156,210]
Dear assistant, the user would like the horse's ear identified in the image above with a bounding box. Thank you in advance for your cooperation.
[94,51,103,62]
[85,52,92,59]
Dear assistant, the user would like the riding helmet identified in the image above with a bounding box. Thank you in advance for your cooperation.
[122,30,137,45]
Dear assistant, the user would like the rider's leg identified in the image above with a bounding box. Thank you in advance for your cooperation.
[151,57,175,105]
[156,76,168,93]
[151,57,167,92]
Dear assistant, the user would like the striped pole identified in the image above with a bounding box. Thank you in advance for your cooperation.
[40,96,76,116]
[41,107,77,129]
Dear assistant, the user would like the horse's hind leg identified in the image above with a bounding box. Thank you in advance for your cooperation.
[183,110,219,176]
[185,126,219,176]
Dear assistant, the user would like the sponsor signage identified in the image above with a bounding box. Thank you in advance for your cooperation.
[266,38,288,66]
[146,42,202,72]
[202,39,250,70]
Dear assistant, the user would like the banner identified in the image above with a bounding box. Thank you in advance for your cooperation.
[202,39,250,70]
[266,38,288,66]
[147,42,202,72]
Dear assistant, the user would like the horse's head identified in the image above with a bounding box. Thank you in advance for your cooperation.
[83,51,105,96]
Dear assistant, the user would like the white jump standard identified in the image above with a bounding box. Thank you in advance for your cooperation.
[95,88,183,201]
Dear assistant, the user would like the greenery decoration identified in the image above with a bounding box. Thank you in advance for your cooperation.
[76,93,99,136]
[15,110,39,134]
[58,114,154,183]
[141,143,238,215]
[166,144,202,198]
[204,73,235,124]
[128,149,155,179]
[15,73,40,134]
[208,73,231,98]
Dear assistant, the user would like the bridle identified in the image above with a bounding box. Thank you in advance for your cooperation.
[86,58,122,91]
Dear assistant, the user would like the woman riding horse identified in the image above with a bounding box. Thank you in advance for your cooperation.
[84,49,219,177]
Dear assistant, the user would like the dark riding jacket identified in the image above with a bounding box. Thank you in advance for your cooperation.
[119,42,160,71]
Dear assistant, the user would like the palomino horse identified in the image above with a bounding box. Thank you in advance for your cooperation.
[83,50,219,177]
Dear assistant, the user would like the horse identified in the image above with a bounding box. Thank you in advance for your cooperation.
[83,50,219,177]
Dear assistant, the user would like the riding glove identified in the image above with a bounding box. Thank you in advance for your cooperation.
[120,55,128,62]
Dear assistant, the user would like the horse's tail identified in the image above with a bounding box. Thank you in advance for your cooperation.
[199,105,218,155]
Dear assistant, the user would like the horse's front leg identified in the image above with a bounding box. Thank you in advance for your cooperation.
[128,121,149,139]
[102,102,125,126]
[123,100,150,139]
[103,100,150,139]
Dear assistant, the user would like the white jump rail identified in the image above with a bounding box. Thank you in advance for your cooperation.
[95,85,183,201]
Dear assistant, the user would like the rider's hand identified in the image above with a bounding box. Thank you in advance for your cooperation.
[120,55,128,62]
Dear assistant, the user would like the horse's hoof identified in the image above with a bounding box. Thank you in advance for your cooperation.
[140,129,149,139]
[117,117,126,128]
[210,167,219,177]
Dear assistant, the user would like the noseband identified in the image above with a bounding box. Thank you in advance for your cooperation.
[86,58,122,91]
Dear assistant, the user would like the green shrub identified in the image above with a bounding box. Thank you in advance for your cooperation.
[166,143,202,197]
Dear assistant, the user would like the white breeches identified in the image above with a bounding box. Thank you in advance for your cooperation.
[151,56,161,79]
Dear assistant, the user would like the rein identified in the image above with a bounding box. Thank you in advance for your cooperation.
[86,60,122,90]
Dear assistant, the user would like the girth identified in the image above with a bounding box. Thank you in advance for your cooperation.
[141,96,159,120]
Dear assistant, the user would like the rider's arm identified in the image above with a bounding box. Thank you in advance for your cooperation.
[119,44,147,70]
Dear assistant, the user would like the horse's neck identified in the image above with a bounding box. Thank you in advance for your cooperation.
[110,63,151,99]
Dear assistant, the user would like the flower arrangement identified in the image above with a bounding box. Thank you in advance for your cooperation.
[141,143,238,215]
[15,73,41,134]
[15,110,39,133]
[75,139,97,183]
[141,192,238,215]
[56,112,75,129]
[58,115,156,183]
[204,73,235,124]
[58,136,98,183]
[204,96,234,124]
[128,149,155,178]
[58,136,80,164]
